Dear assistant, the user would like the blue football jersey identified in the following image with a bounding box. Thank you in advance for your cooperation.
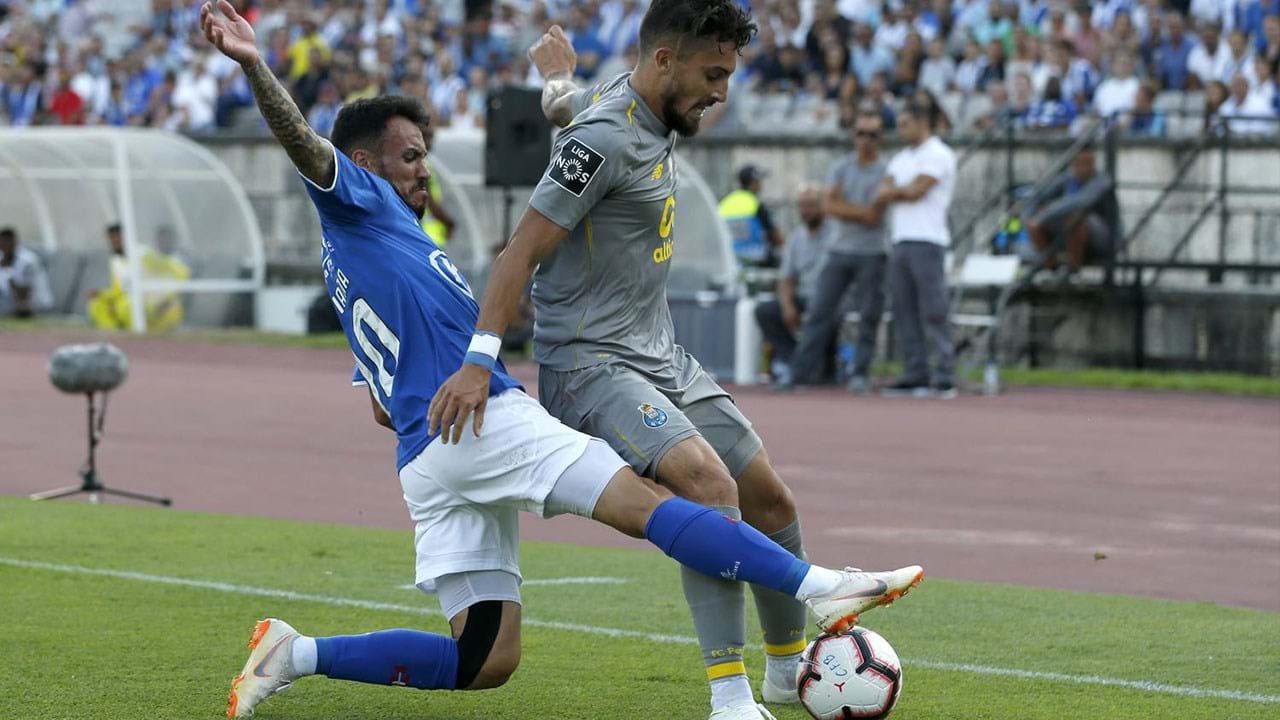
[303,146,522,470]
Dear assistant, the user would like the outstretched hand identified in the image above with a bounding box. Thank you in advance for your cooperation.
[427,363,492,445]
[201,0,260,67]
[529,25,577,79]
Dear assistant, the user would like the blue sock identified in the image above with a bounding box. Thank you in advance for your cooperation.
[315,629,458,690]
[644,497,810,596]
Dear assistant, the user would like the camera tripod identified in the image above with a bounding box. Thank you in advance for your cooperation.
[30,391,171,506]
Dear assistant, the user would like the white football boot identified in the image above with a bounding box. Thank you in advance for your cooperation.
[805,566,925,632]
[708,702,778,720]
[226,618,301,718]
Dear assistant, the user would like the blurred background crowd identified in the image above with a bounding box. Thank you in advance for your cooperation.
[1,0,1278,138]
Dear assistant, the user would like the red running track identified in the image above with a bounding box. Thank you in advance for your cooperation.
[2,332,1277,609]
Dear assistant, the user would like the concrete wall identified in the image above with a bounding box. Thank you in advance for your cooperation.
[196,134,1280,374]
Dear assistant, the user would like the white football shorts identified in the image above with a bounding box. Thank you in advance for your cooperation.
[399,389,626,592]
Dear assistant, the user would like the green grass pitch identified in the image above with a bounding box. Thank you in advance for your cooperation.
[2,498,1277,719]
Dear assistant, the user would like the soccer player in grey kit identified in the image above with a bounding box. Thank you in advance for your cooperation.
[430,2,922,717]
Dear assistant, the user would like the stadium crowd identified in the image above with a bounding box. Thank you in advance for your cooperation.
[1,0,1277,137]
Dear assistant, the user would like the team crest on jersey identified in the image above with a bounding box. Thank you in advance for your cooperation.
[549,138,606,197]
[638,403,668,428]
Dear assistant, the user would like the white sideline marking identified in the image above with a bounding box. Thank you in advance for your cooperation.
[397,576,628,591]
[2,557,1277,705]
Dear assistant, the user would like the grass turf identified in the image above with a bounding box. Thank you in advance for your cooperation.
[1,498,1277,719]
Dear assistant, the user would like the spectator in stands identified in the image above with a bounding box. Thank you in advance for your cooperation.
[1204,79,1230,131]
[913,87,952,134]
[755,185,832,388]
[0,227,53,319]
[304,81,338,137]
[1262,14,1280,71]
[817,40,857,101]
[1102,9,1143,66]
[1251,54,1277,109]
[877,101,958,397]
[1025,76,1077,131]
[889,31,925,96]
[1008,71,1034,123]
[1070,0,1104,66]
[4,63,41,127]
[1189,21,1231,89]
[173,56,217,130]
[1026,147,1121,274]
[1224,30,1254,83]
[48,69,85,125]
[1154,11,1197,90]
[863,72,898,129]
[851,22,895,87]
[287,17,330,83]
[1094,52,1141,118]
[720,165,783,268]
[791,111,888,392]
[1220,71,1278,134]
[918,36,956,98]
[977,38,1007,90]
[1121,82,1168,137]
[954,37,988,93]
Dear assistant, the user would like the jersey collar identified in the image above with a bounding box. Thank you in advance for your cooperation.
[623,76,672,137]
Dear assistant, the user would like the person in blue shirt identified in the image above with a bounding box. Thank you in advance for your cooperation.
[199,3,922,719]
[1154,11,1197,91]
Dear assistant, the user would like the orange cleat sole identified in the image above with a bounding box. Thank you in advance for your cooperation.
[824,570,926,634]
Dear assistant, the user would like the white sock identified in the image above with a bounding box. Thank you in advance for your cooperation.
[795,565,843,600]
[766,652,803,690]
[709,674,754,710]
[290,635,317,676]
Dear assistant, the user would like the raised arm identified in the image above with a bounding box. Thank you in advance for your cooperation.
[529,25,581,128]
[200,1,334,186]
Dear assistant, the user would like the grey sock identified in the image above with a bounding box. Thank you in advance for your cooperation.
[681,504,748,691]
[751,520,809,658]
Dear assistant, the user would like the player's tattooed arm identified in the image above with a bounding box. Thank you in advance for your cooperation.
[542,72,582,129]
[201,0,334,185]
[529,26,579,128]
[243,60,335,186]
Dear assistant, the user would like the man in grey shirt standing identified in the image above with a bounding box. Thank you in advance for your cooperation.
[790,111,888,391]
[754,185,830,385]
[429,4,922,718]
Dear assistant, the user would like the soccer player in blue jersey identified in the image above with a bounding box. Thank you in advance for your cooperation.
[203,3,921,718]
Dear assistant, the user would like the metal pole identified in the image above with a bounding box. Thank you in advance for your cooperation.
[1131,265,1145,369]
[1104,120,1118,288]
[1212,126,1229,285]
[1004,119,1015,213]
[114,136,148,333]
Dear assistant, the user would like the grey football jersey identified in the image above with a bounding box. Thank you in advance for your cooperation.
[528,73,681,373]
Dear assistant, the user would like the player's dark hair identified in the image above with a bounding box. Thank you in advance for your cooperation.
[638,0,757,58]
[331,96,431,156]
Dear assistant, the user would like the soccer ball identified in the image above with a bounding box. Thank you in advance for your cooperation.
[795,628,903,719]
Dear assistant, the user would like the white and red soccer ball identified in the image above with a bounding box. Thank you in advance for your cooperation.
[796,627,903,719]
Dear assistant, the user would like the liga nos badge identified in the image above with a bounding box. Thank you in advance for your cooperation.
[550,138,605,197]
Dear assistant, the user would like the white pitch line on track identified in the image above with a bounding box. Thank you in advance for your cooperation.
[2,557,1276,705]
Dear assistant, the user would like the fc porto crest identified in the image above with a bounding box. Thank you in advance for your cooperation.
[638,403,668,429]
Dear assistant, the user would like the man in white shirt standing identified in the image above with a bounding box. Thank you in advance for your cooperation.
[1188,21,1232,89]
[875,102,958,398]
[0,227,53,318]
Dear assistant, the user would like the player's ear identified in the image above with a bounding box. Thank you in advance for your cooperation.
[349,147,374,172]
[653,46,675,75]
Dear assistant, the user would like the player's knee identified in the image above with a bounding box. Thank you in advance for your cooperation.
[470,645,520,689]
[681,457,738,507]
[455,601,516,690]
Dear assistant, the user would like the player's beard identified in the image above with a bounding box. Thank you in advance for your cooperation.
[661,91,704,137]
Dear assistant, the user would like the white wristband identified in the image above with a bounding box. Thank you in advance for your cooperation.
[467,332,502,361]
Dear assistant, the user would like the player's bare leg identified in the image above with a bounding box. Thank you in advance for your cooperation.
[447,602,522,690]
